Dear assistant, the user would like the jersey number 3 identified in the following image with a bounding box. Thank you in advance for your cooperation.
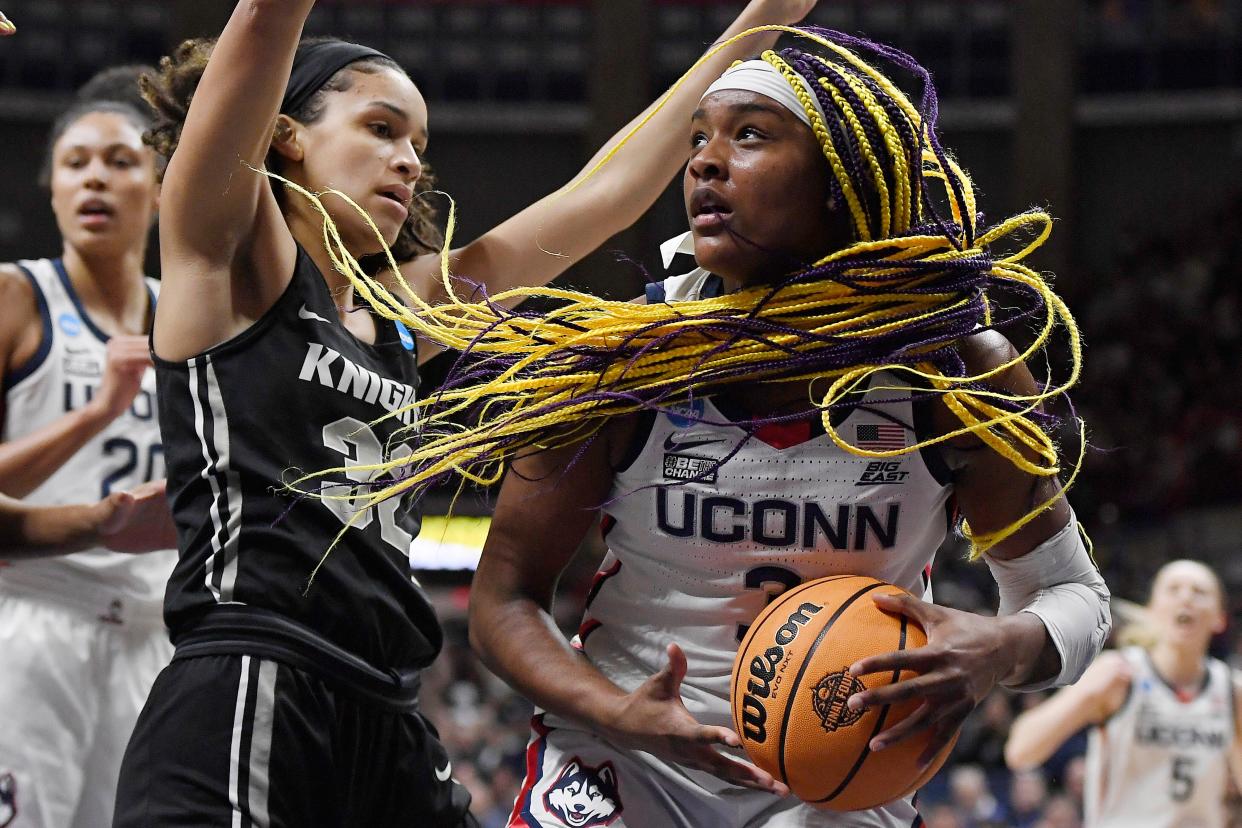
[736,565,803,641]
[321,416,413,553]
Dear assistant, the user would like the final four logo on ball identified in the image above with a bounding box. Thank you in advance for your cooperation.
[812,670,867,733]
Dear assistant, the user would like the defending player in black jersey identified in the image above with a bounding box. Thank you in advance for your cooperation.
[112,1,818,825]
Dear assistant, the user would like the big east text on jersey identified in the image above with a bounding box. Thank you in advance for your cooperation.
[298,343,419,426]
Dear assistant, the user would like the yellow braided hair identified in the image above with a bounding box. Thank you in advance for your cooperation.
[278,26,1084,560]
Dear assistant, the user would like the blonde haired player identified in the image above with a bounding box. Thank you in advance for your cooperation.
[1006,560,1242,828]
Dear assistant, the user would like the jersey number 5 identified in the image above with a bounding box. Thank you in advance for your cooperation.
[321,416,413,553]
[1170,755,1195,802]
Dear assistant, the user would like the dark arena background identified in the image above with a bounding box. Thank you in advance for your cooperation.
[3,2,1241,825]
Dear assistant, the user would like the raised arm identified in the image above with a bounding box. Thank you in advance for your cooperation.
[1005,651,1132,770]
[469,420,785,793]
[401,0,817,312]
[152,0,310,357]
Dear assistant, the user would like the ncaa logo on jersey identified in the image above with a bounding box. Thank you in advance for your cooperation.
[543,758,622,827]
[394,320,415,351]
[665,398,705,428]
[57,312,81,337]
[0,772,16,828]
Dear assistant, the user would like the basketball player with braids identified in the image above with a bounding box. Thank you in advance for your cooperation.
[1007,560,1242,828]
[111,1,818,825]
[0,69,171,827]
[333,30,1116,827]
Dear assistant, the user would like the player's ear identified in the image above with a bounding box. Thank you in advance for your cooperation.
[270,115,304,163]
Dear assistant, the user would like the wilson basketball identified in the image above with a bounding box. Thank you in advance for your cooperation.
[730,575,957,811]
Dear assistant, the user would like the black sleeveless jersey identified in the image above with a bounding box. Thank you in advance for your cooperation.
[157,246,441,673]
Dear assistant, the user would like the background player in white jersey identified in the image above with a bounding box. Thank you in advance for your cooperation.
[0,67,172,826]
[1006,560,1242,828]
[466,29,1111,828]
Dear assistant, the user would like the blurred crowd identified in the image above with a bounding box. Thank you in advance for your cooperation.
[1071,191,1242,526]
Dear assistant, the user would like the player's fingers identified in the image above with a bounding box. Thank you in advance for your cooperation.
[871,592,938,625]
[847,670,943,712]
[96,491,136,535]
[849,645,939,683]
[696,749,788,795]
[0,13,15,35]
[129,479,168,500]
[917,707,970,765]
[869,701,934,751]
[651,642,688,699]
[875,697,971,753]
[692,724,742,749]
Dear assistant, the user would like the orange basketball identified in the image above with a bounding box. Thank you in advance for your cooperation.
[730,575,957,811]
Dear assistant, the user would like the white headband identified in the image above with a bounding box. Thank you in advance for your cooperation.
[701,59,827,129]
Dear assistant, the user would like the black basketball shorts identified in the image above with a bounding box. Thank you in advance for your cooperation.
[114,654,476,827]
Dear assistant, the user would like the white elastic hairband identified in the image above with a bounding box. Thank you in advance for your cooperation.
[701,59,828,130]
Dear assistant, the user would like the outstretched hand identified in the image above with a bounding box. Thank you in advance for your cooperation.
[96,479,177,553]
[845,593,1045,763]
[604,643,789,795]
[0,12,15,35]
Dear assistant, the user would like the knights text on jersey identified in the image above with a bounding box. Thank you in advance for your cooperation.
[1,258,173,615]
[156,246,440,672]
[1085,647,1236,828]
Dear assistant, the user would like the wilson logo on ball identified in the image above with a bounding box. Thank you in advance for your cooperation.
[811,670,867,733]
[740,601,823,744]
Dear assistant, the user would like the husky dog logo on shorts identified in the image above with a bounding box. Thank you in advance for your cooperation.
[0,772,16,828]
[543,758,621,827]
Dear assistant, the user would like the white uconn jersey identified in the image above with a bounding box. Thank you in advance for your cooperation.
[1085,647,1236,828]
[578,270,954,732]
[1,258,173,616]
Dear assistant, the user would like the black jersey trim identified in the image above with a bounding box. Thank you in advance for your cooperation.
[4,263,54,392]
[173,604,426,711]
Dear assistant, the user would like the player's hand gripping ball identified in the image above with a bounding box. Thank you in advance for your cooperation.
[0,12,15,36]
[731,575,958,811]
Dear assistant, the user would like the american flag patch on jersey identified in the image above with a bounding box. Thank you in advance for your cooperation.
[855,423,907,450]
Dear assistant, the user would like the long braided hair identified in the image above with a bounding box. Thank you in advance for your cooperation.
[280,26,1083,558]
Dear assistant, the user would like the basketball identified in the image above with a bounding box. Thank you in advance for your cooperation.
[730,575,957,811]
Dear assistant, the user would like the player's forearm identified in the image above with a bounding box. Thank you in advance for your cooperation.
[470,595,629,734]
[0,496,102,558]
[0,403,111,497]
[997,612,1058,688]
[1004,695,1080,770]
[161,0,314,256]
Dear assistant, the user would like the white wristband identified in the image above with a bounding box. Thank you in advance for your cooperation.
[984,513,1111,692]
